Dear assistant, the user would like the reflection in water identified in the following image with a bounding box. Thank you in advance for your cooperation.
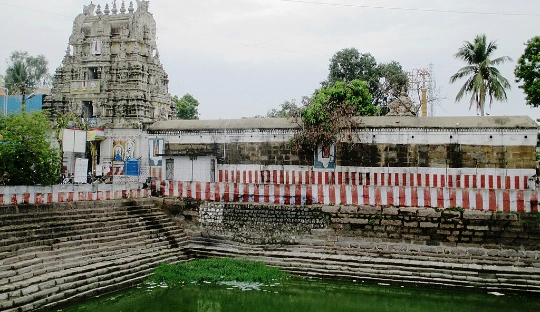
[198,299,221,312]
[59,278,540,312]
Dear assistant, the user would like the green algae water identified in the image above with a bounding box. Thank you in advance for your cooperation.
[59,278,540,312]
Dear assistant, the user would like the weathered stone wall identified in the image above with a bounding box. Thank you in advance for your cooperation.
[167,142,313,166]
[196,202,329,244]
[322,205,540,250]
[167,141,535,169]
[338,143,535,169]
[162,199,540,250]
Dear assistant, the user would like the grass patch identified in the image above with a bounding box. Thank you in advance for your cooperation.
[148,258,289,285]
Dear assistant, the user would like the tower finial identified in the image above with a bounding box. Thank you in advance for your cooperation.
[112,0,118,14]
[128,1,134,13]
[120,0,126,14]
[95,4,102,15]
[104,3,110,15]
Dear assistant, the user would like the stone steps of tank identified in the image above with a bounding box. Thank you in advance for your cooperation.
[0,229,185,289]
[0,199,190,311]
[0,213,178,247]
[194,244,540,293]
[187,238,540,293]
[0,218,187,275]
[1,251,188,312]
[0,228,187,286]
[0,225,187,270]
[0,204,162,230]
[0,207,181,257]
[189,235,539,268]
[0,215,173,250]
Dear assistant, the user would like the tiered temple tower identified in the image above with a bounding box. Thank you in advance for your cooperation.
[44,0,175,128]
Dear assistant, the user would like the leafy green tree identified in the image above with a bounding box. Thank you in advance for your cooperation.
[291,79,374,152]
[174,93,200,120]
[0,111,61,186]
[515,36,540,107]
[325,48,408,108]
[266,98,304,118]
[4,51,50,110]
[449,34,512,116]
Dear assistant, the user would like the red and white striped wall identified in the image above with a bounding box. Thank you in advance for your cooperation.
[150,167,163,180]
[154,180,540,213]
[217,166,535,190]
[0,185,149,206]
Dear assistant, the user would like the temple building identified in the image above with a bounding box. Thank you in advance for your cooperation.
[43,1,175,180]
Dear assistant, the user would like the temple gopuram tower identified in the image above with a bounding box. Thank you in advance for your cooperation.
[44,0,175,128]
[44,1,174,181]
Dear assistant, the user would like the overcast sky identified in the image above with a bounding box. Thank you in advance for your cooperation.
[0,0,539,120]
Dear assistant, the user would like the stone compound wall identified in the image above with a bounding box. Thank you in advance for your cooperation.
[166,200,540,250]
[159,116,538,170]
[338,143,536,169]
[168,141,535,170]
[197,202,329,244]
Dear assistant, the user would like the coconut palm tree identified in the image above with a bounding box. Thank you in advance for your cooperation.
[5,51,50,112]
[5,61,30,112]
[449,34,512,116]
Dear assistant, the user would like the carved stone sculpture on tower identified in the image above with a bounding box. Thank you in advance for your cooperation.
[386,89,418,117]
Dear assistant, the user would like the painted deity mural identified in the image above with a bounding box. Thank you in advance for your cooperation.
[112,140,135,163]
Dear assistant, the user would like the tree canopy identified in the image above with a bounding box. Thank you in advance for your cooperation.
[174,93,200,120]
[325,48,408,108]
[0,111,61,186]
[4,51,50,108]
[266,98,303,118]
[290,79,375,152]
[449,34,512,116]
[515,36,540,107]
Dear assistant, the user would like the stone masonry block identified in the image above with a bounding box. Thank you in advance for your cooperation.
[463,210,492,220]
[340,205,359,214]
[404,221,419,227]
[382,207,399,216]
[417,208,441,218]
[467,225,489,231]
[358,206,381,215]
[419,222,439,228]
[381,220,402,227]
[492,213,519,221]
[442,211,461,219]
[322,205,340,214]
[399,207,419,216]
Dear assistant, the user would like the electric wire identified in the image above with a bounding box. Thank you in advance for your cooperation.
[276,0,540,17]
